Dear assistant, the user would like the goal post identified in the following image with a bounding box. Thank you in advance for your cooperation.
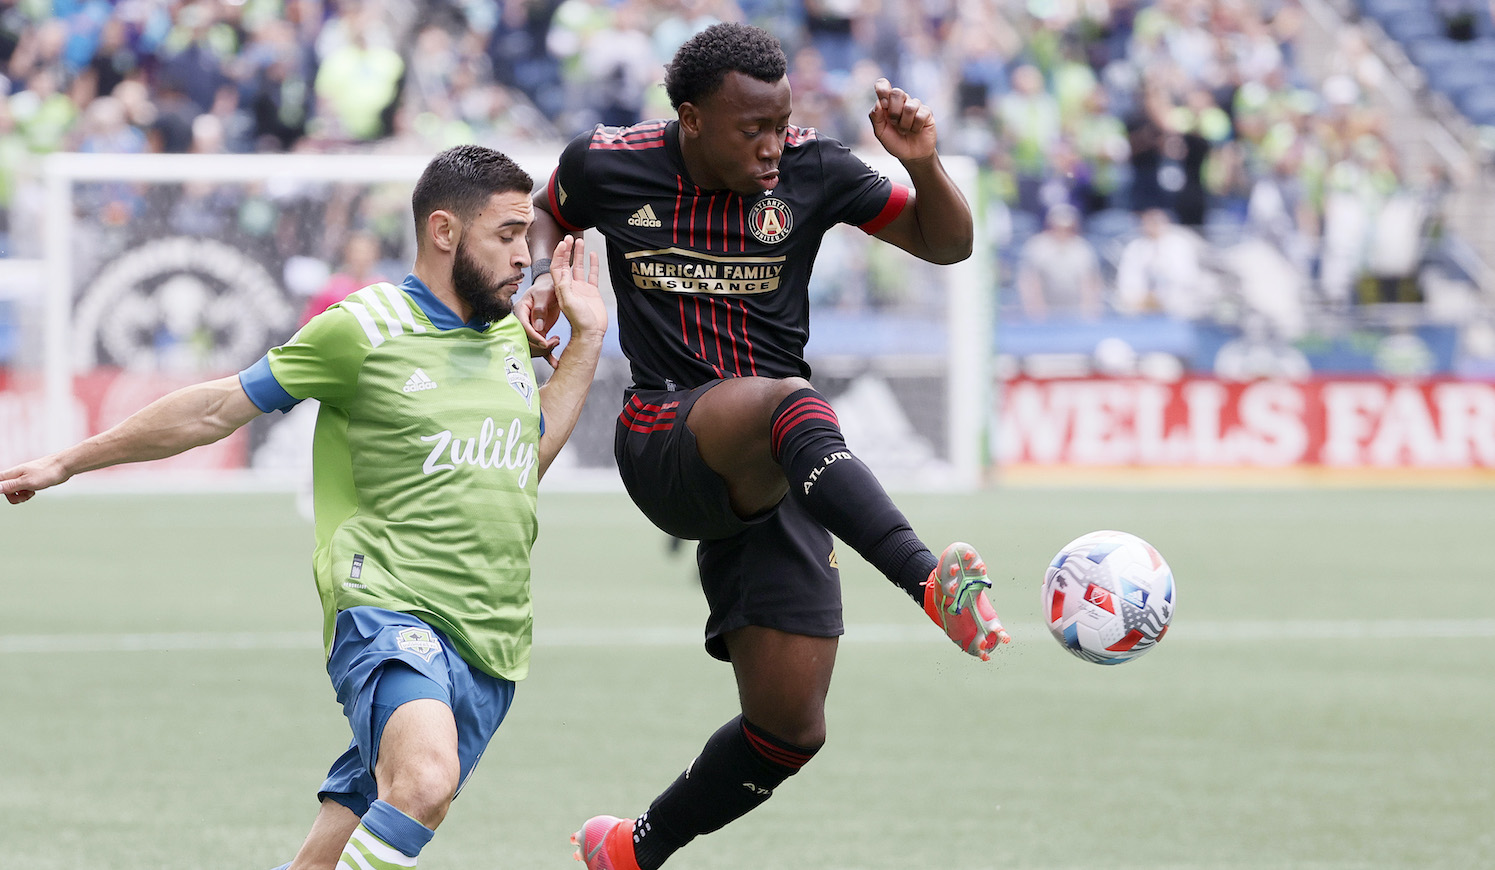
[23,150,989,491]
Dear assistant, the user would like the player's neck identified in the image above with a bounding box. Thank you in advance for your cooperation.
[677,137,728,193]
[412,260,472,323]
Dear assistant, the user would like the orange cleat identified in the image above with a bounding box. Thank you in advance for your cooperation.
[923,542,1011,660]
[572,815,642,870]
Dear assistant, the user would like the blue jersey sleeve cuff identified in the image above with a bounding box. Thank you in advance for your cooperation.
[238,355,300,414]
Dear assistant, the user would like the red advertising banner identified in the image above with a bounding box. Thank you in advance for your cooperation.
[998,377,1495,468]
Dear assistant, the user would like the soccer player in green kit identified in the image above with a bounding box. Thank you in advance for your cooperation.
[1,145,608,870]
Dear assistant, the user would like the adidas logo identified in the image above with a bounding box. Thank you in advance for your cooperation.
[628,203,662,228]
[403,368,439,393]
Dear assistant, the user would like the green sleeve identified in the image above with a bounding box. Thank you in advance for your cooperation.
[266,307,371,406]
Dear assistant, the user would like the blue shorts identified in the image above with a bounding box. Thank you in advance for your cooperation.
[318,607,515,816]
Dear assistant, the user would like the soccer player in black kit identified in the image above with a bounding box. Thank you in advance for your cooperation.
[519,23,1009,870]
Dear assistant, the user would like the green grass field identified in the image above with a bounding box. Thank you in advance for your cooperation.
[3,487,1492,869]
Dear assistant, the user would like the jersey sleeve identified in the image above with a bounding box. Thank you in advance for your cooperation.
[816,138,912,235]
[542,129,598,233]
[238,306,371,412]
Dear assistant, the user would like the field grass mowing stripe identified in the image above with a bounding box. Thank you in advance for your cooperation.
[2,619,1493,653]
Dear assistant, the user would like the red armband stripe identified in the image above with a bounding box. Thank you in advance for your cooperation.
[858,182,911,235]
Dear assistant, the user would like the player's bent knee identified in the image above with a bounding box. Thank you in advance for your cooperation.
[746,710,827,751]
[769,376,814,404]
[380,760,459,828]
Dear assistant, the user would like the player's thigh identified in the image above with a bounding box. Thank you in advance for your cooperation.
[687,375,810,471]
[374,698,460,804]
[615,383,749,539]
[324,609,516,810]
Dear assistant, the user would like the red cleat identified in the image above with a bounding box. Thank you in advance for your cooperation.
[923,542,1011,660]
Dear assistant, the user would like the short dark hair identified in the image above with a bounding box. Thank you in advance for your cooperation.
[411,145,532,239]
[664,23,787,109]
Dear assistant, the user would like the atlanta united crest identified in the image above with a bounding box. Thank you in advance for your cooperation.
[749,196,793,244]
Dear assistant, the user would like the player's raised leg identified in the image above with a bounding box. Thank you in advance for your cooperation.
[688,376,1008,657]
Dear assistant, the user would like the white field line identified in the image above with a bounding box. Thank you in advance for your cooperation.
[1,619,1493,654]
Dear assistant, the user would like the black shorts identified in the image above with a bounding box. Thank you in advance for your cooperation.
[614,382,843,661]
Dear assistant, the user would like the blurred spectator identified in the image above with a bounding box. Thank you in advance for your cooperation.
[487,0,565,118]
[578,1,659,128]
[9,67,75,152]
[997,63,1062,216]
[300,231,390,325]
[803,0,859,72]
[84,17,139,103]
[6,16,66,91]
[156,3,233,114]
[249,40,315,151]
[788,44,846,136]
[313,9,404,141]
[1115,207,1212,319]
[1065,88,1131,214]
[650,0,733,68]
[145,78,197,153]
[1017,203,1105,320]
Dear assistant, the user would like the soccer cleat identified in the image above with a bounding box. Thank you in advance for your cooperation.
[571,815,642,870]
[923,542,1011,660]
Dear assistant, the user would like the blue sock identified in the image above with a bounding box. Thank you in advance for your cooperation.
[339,799,435,867]
[360,800,435,858]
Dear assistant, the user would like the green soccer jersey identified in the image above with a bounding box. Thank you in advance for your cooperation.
[240,274,543,680]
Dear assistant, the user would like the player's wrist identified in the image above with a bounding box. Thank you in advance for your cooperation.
[529,258,552,281]
[897,151,942,172]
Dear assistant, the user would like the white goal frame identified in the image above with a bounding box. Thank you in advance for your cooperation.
[34,150,989,491]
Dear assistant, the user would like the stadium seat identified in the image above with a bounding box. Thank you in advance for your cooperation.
[1455,84,1495,126]
[1405,37,1465,71]
[1458,38,1495,66]
[1381,10,1445,45]
[1426,62,1490,103]
[1361,0,1421,26]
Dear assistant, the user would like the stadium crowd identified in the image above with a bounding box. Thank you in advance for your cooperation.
[0,0,1464,337]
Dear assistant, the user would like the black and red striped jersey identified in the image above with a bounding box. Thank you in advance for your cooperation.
[543,119,910,391]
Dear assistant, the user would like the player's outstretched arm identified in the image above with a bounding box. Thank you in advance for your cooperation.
[865,77,974,265]
[1,376,263,505]
[535,235,606,481]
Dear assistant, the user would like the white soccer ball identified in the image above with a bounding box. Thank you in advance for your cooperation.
[1041,530,1176,665]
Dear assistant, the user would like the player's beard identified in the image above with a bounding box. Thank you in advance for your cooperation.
[451,236,520,323]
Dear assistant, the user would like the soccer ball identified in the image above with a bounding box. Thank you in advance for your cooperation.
[1041,530,1175,665]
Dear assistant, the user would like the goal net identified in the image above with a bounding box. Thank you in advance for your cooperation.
[8,150,988,492]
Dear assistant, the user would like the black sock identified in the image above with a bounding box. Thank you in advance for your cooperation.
[770,388,936,601]
[630,716,817,870]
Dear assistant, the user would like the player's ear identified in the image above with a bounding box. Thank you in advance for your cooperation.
[678,102,701,138]
[427,209,459,254]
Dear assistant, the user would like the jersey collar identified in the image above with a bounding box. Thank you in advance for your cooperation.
[400,273,491,332]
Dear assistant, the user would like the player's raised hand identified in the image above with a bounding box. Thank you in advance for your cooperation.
[1,456,68,505]
[517,262,562,365]
[868,77,938,164]
[548,235,607,360]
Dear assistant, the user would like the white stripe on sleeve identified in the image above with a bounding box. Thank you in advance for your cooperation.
[343,301,385,348]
